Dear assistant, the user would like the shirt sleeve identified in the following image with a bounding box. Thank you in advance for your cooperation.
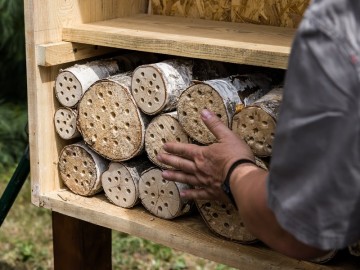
[267,14,360,250]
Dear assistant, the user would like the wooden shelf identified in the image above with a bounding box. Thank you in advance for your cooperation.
[63,14,294,69]
[40,189,358,270]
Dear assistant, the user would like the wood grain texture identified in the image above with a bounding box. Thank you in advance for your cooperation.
[37,42,118,66]
[26,0,147,205]
[52,211,111,270]
[151,0,309,28]
[63,14,294,69]
[42,190,359,270]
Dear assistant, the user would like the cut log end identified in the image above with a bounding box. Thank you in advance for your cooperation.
[55,71,83,107]
[101,163,139,208]
[145,114,190,168]
[178,84,229,144]
[78,80,144,161]
[132,66,167,115]
[232,107,276,157]
[58,144,100,196]
[139,168,189,219]
[196,200,257,243]
[54,108,80,140]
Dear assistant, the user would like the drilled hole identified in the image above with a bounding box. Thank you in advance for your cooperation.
[126,136,131,142]
[169,191,174,196]
[126,189,131,194]
[156,85,160,90]
[154,149,158,155]
[159,124,164,129]
[113,126,118,131]
[134,88,138,93]
[193,107,198,112]
[160,190,165,194]
[176,137,181,142]
[170,126,175,131]
[182,111,187,116]
[150,134,155,138]
[212,213,219,218]
[117,187,121,191]
[96,115,100,120]
[146,181,150,187]
[197,90,202,95]
[144,190,148,194]
[151,192,155,197]
[69,78,73,82]
[67,86,70,91]
[90,123,94,127]
[205,202,211,207]
[216,114,222,118]
[66,174,70,178]
[224,223,230,228]
[111,112,116,118]
[99,92,104,98]
[209,100,213,104]
[164,203,168,207]
[59,82,63,87]
[149,81,153,86]
[158,206,162,211]
[108,91,113,96]
[141,72,145,77]
[148,102,152,107]
[83,161,87,166]
[125,109,130,114]
[136,78,140,83]
[140,98,145,103]
[125,178,129,182]
[115,176,119,181]
[60,91,64,95]
[115,195,119,200]
[125,122,130,128]
[161,138,166,143]
[108,188,112,193]
[115,102,120,107]
[153,73,157,79]
[151,201,155,205]
[108,177,112,183]
[123,198,127,202]
[140,86,145,91]
[74,166,78,171]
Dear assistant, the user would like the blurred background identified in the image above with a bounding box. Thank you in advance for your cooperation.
[0,1,234,269]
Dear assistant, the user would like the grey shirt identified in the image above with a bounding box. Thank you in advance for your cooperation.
[267,0,360,250]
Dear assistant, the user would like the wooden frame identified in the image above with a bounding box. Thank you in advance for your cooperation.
[25,1,359,269]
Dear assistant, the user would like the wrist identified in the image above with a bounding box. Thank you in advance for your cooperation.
[221,159,257,208]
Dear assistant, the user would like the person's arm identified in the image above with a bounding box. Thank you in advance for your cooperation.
[230,163,326,259]
[158,110,328,260]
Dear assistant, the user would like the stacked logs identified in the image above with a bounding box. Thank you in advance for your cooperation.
[54,52,348,262]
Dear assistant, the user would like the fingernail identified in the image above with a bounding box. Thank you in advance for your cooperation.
[156,154,163,161]
[162,170,169,178]
[201,109,212,120]
[180,191,187,197]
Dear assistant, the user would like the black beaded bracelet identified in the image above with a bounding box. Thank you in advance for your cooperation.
[221,159,256,209]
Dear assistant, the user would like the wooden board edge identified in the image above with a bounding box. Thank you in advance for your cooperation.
[36,42,118,67]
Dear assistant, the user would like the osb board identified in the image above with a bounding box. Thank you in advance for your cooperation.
[151,0,310,28]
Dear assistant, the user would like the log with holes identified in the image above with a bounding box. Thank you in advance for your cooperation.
[195,200,257,243]
[177,74,272,145]
[131,59,231,115]
[232,87,283,157]
[58,141,108,196]
[145,112,190,169]
[131,59,193,115]
[77,72,150,161]
[55,52,158,108]
[101,158,153,208]
[349,242,360,257]
[139,167,193,219]
[54,107,81,140]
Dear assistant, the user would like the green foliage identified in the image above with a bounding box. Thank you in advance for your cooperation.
[0,0,27,101]
[0,102,27,171]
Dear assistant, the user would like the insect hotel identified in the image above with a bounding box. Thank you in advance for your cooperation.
[26,0,359,269]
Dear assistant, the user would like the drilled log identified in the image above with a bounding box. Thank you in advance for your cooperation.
[77,72,150,161]
[232,87,283,157]
[101,158,153,208]
[178,75,272,144]
[54,107,81,140]
[195,156,268,243]
[139,167,193,219]
[131,59,193,115]
[55,52,158,108]
[58,141,108,196]
[55,59,119,108]
[309,250,337,264]
[195,200,257,243]
[349,242,360,257]
[145,112,190,169]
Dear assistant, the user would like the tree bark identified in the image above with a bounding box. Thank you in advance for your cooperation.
[58,141,108,196]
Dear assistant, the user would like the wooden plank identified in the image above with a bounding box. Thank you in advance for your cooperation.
[52,212,111,270]
[41,190,359,270]
[63,14,294,69]
[25,0,148,206]
[36,42,118,66]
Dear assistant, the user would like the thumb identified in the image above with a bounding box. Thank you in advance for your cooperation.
[201,109,234,141]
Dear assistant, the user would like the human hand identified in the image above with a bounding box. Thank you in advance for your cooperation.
[157,109,255,201]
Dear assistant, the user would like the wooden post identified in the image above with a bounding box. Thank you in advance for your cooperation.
[52,212,111,270]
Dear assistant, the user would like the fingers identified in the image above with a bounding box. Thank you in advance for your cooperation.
[200,109,235,141]
[162,142,200,160]
[162,170,201,187]
[157,152,196,173]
